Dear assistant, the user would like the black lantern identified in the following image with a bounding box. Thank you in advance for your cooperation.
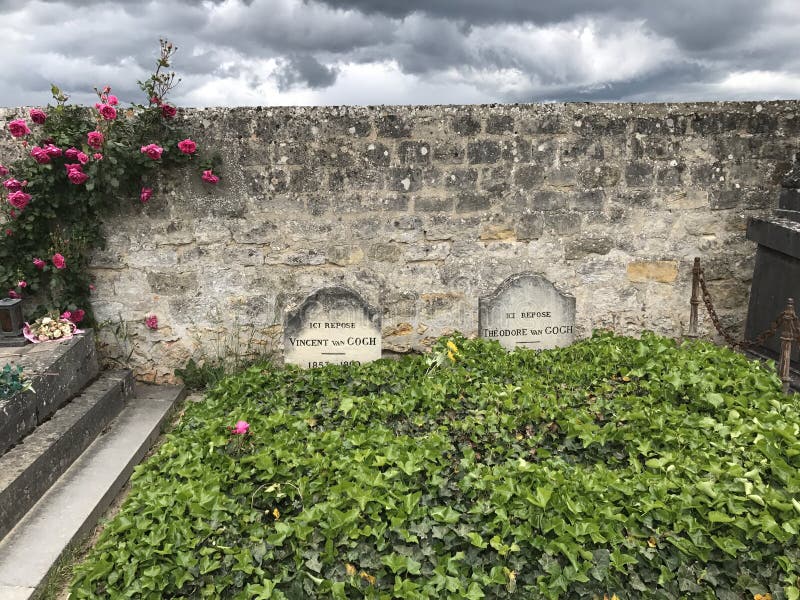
[0,298,24,338]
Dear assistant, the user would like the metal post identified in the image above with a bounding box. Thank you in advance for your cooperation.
[778,298,795,394]
[687,257,701,338]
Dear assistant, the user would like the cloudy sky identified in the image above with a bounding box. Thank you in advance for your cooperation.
[1,0,799,108]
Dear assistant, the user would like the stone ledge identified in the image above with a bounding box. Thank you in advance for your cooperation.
[0,370,133,541]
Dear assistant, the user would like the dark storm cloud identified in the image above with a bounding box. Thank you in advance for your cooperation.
[310,0,765,52]
[274,54,339,90]
[0,0,797,106]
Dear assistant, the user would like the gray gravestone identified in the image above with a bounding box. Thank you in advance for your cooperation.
[284,286,381,368]
[479,273,576,350]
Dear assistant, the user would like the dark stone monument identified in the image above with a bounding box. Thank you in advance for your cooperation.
[284,286,381,368]
[745,161,800,363]
[479,273,576,350]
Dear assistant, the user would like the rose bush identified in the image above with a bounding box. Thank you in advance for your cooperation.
[0,39,221,325]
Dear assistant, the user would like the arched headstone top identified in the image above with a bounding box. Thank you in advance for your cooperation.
[479,273,576,350]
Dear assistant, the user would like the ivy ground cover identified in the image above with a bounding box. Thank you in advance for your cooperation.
[70,332,800,599]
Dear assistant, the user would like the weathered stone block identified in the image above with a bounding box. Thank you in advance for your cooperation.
[625,162,655,187]
[500,137,531,162]
[514,164,545,189]
[449,113,481,135]
[480,224,516,241]
[415,196,454,212]
[432,141,467,164]
[515,213,544,241]
[455,192,492,213]
[626,260,678,283]
[388,167,425,193]
[443,168,478,190]
[399,141,431,165]
[376,114,412,138]
[565,236,614,260]
[467,140,501,164]
[147,272,198,295]
[288,167,323,192]
[570,190,605,212]
[486,114,515,134]
[531,191,567,211]
[545,211,582,235]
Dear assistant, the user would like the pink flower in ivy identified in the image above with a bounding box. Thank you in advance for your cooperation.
[93,153,103,161]
[8,190,31,210]
[97,104,117,121]
[201,169,220,184]
[77,151,89,165]
[71,309,85,323]
[140,144,163,160]
[0,165,8,176]
[33,257,45,270]
[140,187,153,203]
[230,420,250,435]
[52,253,66,269]
[107,95,118,106]
[145,314,158,330]
[64,147,79,160]
[89,284,95,292]
[8,119,30,138]
[87,131,104,149]
[177,139,197,155]
[17,280,27,288]
[8,290,20,299]
[29,109,47,124]
[161,104,177,119]
[30,146,51,164]
[61,310,71,321]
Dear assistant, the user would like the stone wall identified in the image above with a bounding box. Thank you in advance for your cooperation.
[8,101,800,380]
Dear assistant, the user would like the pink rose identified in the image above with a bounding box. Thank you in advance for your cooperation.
[60,310,71,321]
[3,178,24,192]
[8,290,20,299]
[201,169,220,184]
[64,147,79,160]
[0,165,8,176]
[107,95,118,106]
[64,163,83,173]
[29,109,47,124]
[150,96,161,106]
[33,258,45,270]
[145,314,158,330]
[67,169,89,185]
[89,284,95,292]
[161,104,177,118]
[93,153,103,161]
[87,131,104,149]
[97,104,117,120]
[17,280,27,288]
[77,151,89,165]
[52,253,66,269]
[44,144,62,157]
[71,309,85,323]
[5,229,12,237]
[8,190,31,210]
[140,144,163,160]
[230,420,250,435]
[8,119,30,138]
[177,139,197,155]
[30,146,50,164]
[140,187,153,203]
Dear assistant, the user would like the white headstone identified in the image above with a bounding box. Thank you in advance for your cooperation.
[479,273,576,350]
[284,286,381,368]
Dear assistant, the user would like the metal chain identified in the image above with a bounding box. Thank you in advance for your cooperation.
[697,267,784,350]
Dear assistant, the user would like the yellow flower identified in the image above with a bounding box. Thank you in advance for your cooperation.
[345,563,356,576]
[446,340,459,353]
[447,350,456,363]
[272,508,280,520]
[359,571,376,585]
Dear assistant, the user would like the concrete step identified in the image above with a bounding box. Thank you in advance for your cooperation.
[0,332,99,455]
[0,383,186,600]
[0,370,134,541]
